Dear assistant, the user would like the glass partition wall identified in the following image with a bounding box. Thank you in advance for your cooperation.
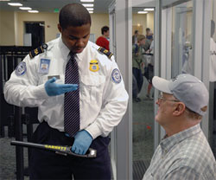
[132,7,155,180]
[171,1,193,77]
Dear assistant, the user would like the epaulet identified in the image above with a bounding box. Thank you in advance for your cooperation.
[29,43,48,59]
[98,47,113,59]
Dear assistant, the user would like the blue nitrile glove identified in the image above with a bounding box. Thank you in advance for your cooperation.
[71,130,93,155]
[45,77,78,96]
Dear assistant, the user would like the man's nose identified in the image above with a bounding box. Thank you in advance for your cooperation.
[76,39,85,47]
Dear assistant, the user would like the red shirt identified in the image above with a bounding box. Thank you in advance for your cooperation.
[96,36,109,51]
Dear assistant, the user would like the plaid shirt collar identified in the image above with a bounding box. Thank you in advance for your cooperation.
[160,124,201,155]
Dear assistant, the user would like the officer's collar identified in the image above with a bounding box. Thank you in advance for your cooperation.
[75,41,89,62]
[59,37,89,62]
[59,37,70,61]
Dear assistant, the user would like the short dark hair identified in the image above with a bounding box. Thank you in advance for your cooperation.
[146,28,150,31]
[59,3,91,29]
[134,30,138,34]
[101,26,109,35]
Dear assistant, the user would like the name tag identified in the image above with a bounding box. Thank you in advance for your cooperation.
[39,59,50,74]
[48,75,60,80]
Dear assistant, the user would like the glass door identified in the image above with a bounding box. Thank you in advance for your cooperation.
[132,6,155,180]
[161,0,211,139]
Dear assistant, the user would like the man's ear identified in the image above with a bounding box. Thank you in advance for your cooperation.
[173,102,186,116]
[58,24,62,33]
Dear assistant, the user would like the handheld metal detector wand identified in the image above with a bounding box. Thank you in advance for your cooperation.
[11,140,97,158]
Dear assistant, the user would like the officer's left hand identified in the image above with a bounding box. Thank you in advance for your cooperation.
[71,130,93,155]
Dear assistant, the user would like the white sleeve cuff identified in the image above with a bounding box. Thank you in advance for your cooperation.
[85,123,103,140]
[33,84,50,99]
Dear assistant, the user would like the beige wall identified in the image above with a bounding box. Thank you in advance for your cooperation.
[132,12,154,36]
[0,11,109,46]
[133,14,147,35]
[146,12,154,32]
[0,11,16,45]
[0,11,156,46]
[91,13,109,41]
[17,12,59,45]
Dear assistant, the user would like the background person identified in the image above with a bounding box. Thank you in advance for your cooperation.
[132,34,145,102]
[144,39,154,99]
[4,3,128,180]
[132,30,139,44]
[210,20,216,82]
[143,74,216,180]
[96,25,110,51]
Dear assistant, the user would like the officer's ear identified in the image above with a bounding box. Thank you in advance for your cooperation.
[58,24,62,33]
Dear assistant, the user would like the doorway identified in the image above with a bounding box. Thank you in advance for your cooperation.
[25,22,45,48]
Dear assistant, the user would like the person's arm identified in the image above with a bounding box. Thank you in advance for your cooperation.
[4,55,49,107]
[4,55,77,107]
[164,167,200,180]
[85,58,129,139]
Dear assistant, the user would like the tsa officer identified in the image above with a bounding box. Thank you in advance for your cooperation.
[4,3,128,180]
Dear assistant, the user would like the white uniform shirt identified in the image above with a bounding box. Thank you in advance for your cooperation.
[4,37,129,139]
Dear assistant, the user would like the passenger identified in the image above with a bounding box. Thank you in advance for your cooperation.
[4,3,128,180]
[210,20,216,82]
[143,74,216,180]
[132,34,145,102]
[132,30,139,44]
[96,25,110,51]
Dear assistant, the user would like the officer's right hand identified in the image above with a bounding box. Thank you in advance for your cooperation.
[45,77,78,96]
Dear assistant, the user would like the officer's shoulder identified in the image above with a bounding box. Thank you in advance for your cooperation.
[91,42,114,60]
[29,43,48,59]
[28,40,54,59]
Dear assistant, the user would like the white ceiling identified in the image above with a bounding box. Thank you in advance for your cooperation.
[0,0,114,13]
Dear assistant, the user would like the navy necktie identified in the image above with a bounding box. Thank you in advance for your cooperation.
[64,53,80,137]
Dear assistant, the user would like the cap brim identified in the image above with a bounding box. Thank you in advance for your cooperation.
[152,76,172,94]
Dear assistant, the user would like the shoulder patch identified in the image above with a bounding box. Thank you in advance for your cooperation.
[29,43,48,59]
[98,47,113,59]
[15,62,26,76]
[111,68,121,84]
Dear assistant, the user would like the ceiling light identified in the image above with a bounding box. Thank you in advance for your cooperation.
[19,7,32,10]
[8,2,22,6]
[28,10,39,13]
[82,4,94,7]
[138,11,148,14]
[86,8,94,11]
[144,8,154,11]
[81,0,94,2]
[88,11,93,14]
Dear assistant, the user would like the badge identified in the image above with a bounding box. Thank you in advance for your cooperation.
[39,59,50,74]
[15,62,26,76]
[89,60,99,72]
[111,68,121,84]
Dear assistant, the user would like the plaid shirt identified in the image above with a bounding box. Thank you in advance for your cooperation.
[143,124,216,180]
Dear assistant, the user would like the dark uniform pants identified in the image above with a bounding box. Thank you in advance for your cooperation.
[30,121,111,180]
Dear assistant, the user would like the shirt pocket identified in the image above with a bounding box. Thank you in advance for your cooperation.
[80,75,105,103]
[38,74,64,85]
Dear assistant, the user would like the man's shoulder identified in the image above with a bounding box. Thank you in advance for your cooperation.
[28,38,58,59]
[88,41,114,61]
[175,132,215,168]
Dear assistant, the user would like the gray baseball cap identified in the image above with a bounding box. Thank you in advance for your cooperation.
[152,74,209,116]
